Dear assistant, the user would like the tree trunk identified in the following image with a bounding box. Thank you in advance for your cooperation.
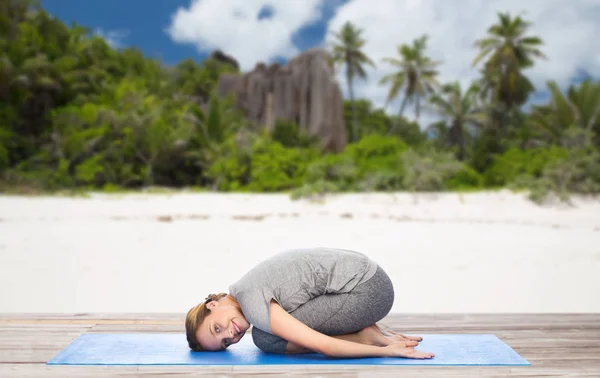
[387,94,409,135]
[347,73,358,142]
[455,120,465,161]
[145,161,153,186]
[398,93,408,119]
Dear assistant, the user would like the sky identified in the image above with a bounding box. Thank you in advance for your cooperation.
[41,0,600,121]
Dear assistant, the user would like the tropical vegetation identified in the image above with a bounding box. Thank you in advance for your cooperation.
[1,1,599,204]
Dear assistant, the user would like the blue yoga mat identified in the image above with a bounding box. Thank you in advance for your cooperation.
[47,333,530,366]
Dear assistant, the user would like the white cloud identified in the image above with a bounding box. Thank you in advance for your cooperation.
[166,0,326,70]
[165,0,600,127]
[94,28,129,49]
[327,0,600,122]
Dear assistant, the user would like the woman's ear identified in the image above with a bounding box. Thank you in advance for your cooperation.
[206,300,219,310]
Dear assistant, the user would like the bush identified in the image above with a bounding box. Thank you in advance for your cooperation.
[290,180,341,200]
[271,119,319,148]
[524,149,600,204]
[345,134,408,179]
[248,138,317,192]
[290,154,356,199]
[445,165,484,190]
[357,170,405,191]
[304,154,357,189]
[508,129,600,203]
[484,146,569,187]
[402,149,463,191]
[205,132,318,192]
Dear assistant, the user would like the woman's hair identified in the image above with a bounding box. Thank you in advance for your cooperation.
[185,292,228,351]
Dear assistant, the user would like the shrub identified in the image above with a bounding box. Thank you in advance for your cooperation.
[508,129,600,203]
[529,149,600,203]
[290,180,341,200]
[484,146,569,187]
[358,170,405,191]
[402,149,463,191]
[304,154,357,189]
[271,119,319,148]
[445,165,484,190]
[248,138,317,192]
[345,134,408,179]
[204,135,252,191]
[205,132,317,192]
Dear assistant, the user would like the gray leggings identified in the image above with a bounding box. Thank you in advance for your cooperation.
[251,265,394,354]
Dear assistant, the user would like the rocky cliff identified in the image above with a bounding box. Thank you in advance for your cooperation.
[216,48,346,152]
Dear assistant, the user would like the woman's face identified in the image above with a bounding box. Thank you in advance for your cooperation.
[195,298,250,351]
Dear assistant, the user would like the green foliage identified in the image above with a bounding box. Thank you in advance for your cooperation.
[0,126,11,170]
[485,146,569,187]
[304,154,357,190]
[445,165,484,190]
[248,138,317,192]
[205,131,317,192]
[342,99,426,146]
[75,155,103,185]
[402,149,464,191]
[346,134,408,178]
[0,1,598,204]
[204,144,247,191]
[510,128,600,203]
[271,119,319,148]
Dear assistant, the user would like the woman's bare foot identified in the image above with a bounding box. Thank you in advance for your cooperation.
[372,324,423,343]
[357,325,419,347]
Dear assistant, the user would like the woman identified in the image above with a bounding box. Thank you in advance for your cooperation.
[185,247,434,359]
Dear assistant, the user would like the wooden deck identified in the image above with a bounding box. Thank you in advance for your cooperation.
[0,314,598,377]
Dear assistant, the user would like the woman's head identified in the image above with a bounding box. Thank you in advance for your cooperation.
[185,293,250,351]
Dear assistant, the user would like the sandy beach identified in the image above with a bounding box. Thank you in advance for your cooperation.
[0,190,599,314]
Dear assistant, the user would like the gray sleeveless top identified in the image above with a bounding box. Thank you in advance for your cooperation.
[228,247,378,334]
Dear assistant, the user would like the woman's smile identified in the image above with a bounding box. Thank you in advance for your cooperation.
[232,320,241,335]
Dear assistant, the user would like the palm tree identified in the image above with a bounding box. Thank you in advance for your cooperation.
[472,12,546,109]
[428,82,486,160]
[529,79,600,146]
[379,34,440,129]
[331,21,375,142]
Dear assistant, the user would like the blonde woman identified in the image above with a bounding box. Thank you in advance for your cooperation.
[185,248,434,359]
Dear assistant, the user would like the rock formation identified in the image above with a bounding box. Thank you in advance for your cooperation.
[216,48,346,152]
[208,50,240,71]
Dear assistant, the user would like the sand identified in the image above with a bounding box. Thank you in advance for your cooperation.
[0,190,599,314]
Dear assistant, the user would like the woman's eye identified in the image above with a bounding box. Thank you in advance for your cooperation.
[215,326,219,333]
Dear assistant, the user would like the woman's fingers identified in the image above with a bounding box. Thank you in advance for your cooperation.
[388,345,435,359]
[404,350,435,359]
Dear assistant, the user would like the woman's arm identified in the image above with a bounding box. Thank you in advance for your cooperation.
[269,299,388,358]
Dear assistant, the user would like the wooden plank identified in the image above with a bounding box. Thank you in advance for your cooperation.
[88,324,185,333]
[0,364,234,377]
[2,312,598,323]
[0,313,184,321]
[0,318,182,325]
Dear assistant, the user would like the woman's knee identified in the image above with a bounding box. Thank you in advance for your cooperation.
[251,328,288,354]
[365,266,395,321]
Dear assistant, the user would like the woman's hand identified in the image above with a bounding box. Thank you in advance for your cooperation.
[384,343,435,359]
